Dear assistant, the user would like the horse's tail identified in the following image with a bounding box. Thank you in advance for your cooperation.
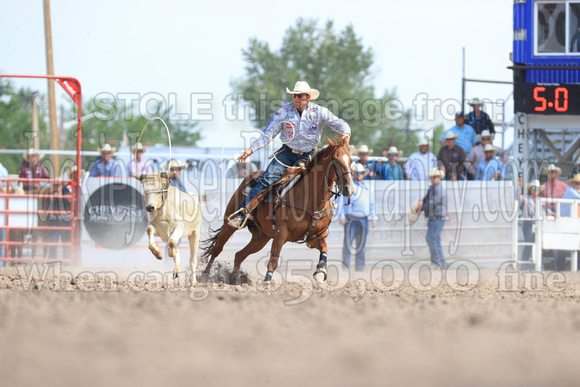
[200,226,223,264]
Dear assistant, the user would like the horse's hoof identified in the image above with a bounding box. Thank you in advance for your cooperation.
[263,270,274,282]
[313,269,327,283]
[173,272,178,279]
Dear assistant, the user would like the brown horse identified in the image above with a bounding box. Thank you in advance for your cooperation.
[201,137,353,282]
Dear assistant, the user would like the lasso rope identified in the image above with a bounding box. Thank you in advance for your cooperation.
[135,117,172,175]
[135,117,297,207]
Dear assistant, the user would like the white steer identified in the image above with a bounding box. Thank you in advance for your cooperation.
[134,172,202,284]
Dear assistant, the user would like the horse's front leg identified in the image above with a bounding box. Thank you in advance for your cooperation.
[147,225,163,260]
[264,232,287,282]
[168,228,184,279]
[310,237,329,283]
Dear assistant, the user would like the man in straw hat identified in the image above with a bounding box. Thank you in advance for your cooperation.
[465,97,495,136]
[383,146,404,180]
[541,164,569,200]
[90,144,121,177]
[475,144,507,181]
[355,145,384,180]
[229,81,351,229]
[415,168,447,269]
[18,148,50,192]
[465,129,509,180]
[338,163,377,271]
[164,159,188,193]
[437,131,467,181]
[405,138,437,181]
[438,112,477,153]
[128,142,153,176]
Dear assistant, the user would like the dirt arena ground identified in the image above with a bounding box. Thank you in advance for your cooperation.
[1,262,580,387]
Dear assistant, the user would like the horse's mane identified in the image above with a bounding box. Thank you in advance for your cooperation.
[303,137,348,173]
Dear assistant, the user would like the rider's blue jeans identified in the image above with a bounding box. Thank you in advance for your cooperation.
[237,146,314,213]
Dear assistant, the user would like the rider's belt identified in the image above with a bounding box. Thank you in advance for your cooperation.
[285,145,315,155]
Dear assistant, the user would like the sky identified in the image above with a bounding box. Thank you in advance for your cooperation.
[0,0,514,150]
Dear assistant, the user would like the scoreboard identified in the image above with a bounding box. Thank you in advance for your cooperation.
[514,82,580,115]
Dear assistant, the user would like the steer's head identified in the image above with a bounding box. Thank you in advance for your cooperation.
[134,172,175,213]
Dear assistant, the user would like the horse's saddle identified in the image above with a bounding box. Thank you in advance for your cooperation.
[242,161,307,211]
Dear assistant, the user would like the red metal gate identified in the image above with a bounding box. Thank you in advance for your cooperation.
[0,74,82,263]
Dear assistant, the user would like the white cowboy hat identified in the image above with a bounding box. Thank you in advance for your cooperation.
[443,131,460,140]
[352,163,369,177]
[286,81,320,100]
[468,98,483,106]
[427,168,445,178]
[383,146,403,157]
[164,159,188,171]
[130,142,147,154]
[545,164,562,176]
[483,143,497,154]
[477,129,495,143]
[417,138,430,147]
[568,174,580,184]
[525,180,544,192]
[23,148,41,162]
[97,144,117,155]
[356,144,373,156]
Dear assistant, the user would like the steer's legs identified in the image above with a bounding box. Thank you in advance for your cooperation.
[147,225,163,260]
[168,228,183,279]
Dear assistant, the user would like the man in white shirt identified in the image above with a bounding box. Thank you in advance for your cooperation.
[405,138,437,181]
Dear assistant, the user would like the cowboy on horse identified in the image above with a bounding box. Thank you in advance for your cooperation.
[228,81,351,229]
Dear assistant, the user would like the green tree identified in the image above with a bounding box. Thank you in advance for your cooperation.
[430,123,445,156]
[232,18,415,153]
[0,78,50,173]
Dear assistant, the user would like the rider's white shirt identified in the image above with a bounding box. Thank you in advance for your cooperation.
[250,102,351,153]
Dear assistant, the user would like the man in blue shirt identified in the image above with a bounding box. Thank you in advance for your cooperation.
[89,144,121,177]
[475,144,507,181]
[383,146,404,180]
[338,163,378,271]
[438,112,477,154]
[356,145,385,180]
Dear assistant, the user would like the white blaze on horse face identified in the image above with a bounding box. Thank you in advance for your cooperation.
[342,154,353,187]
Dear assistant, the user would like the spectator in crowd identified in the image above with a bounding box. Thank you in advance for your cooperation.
[47,178,73,259]
[338,163,377,271]
[128,142,153,176]
[19,148,50,192]
[541,164,569,200]
[383,146,404,180]
[465,130,510,180]
[437,131,467,181]
[476,144,507,181]
[569,156,580,179]
[90,144,121,177]
[416,168,447,269]
[405,138,437,181]
[438,112,477,153]
[519,180,555,265]
[355,145,385,180]
[464,98,495,136]
[0,161,7,261]
[164,159,188,193]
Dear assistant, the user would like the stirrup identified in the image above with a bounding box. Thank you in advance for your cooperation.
[227,208,250,229]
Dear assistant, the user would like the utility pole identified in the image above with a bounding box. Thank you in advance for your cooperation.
[32,92,40,150]
[43,0,60,173]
